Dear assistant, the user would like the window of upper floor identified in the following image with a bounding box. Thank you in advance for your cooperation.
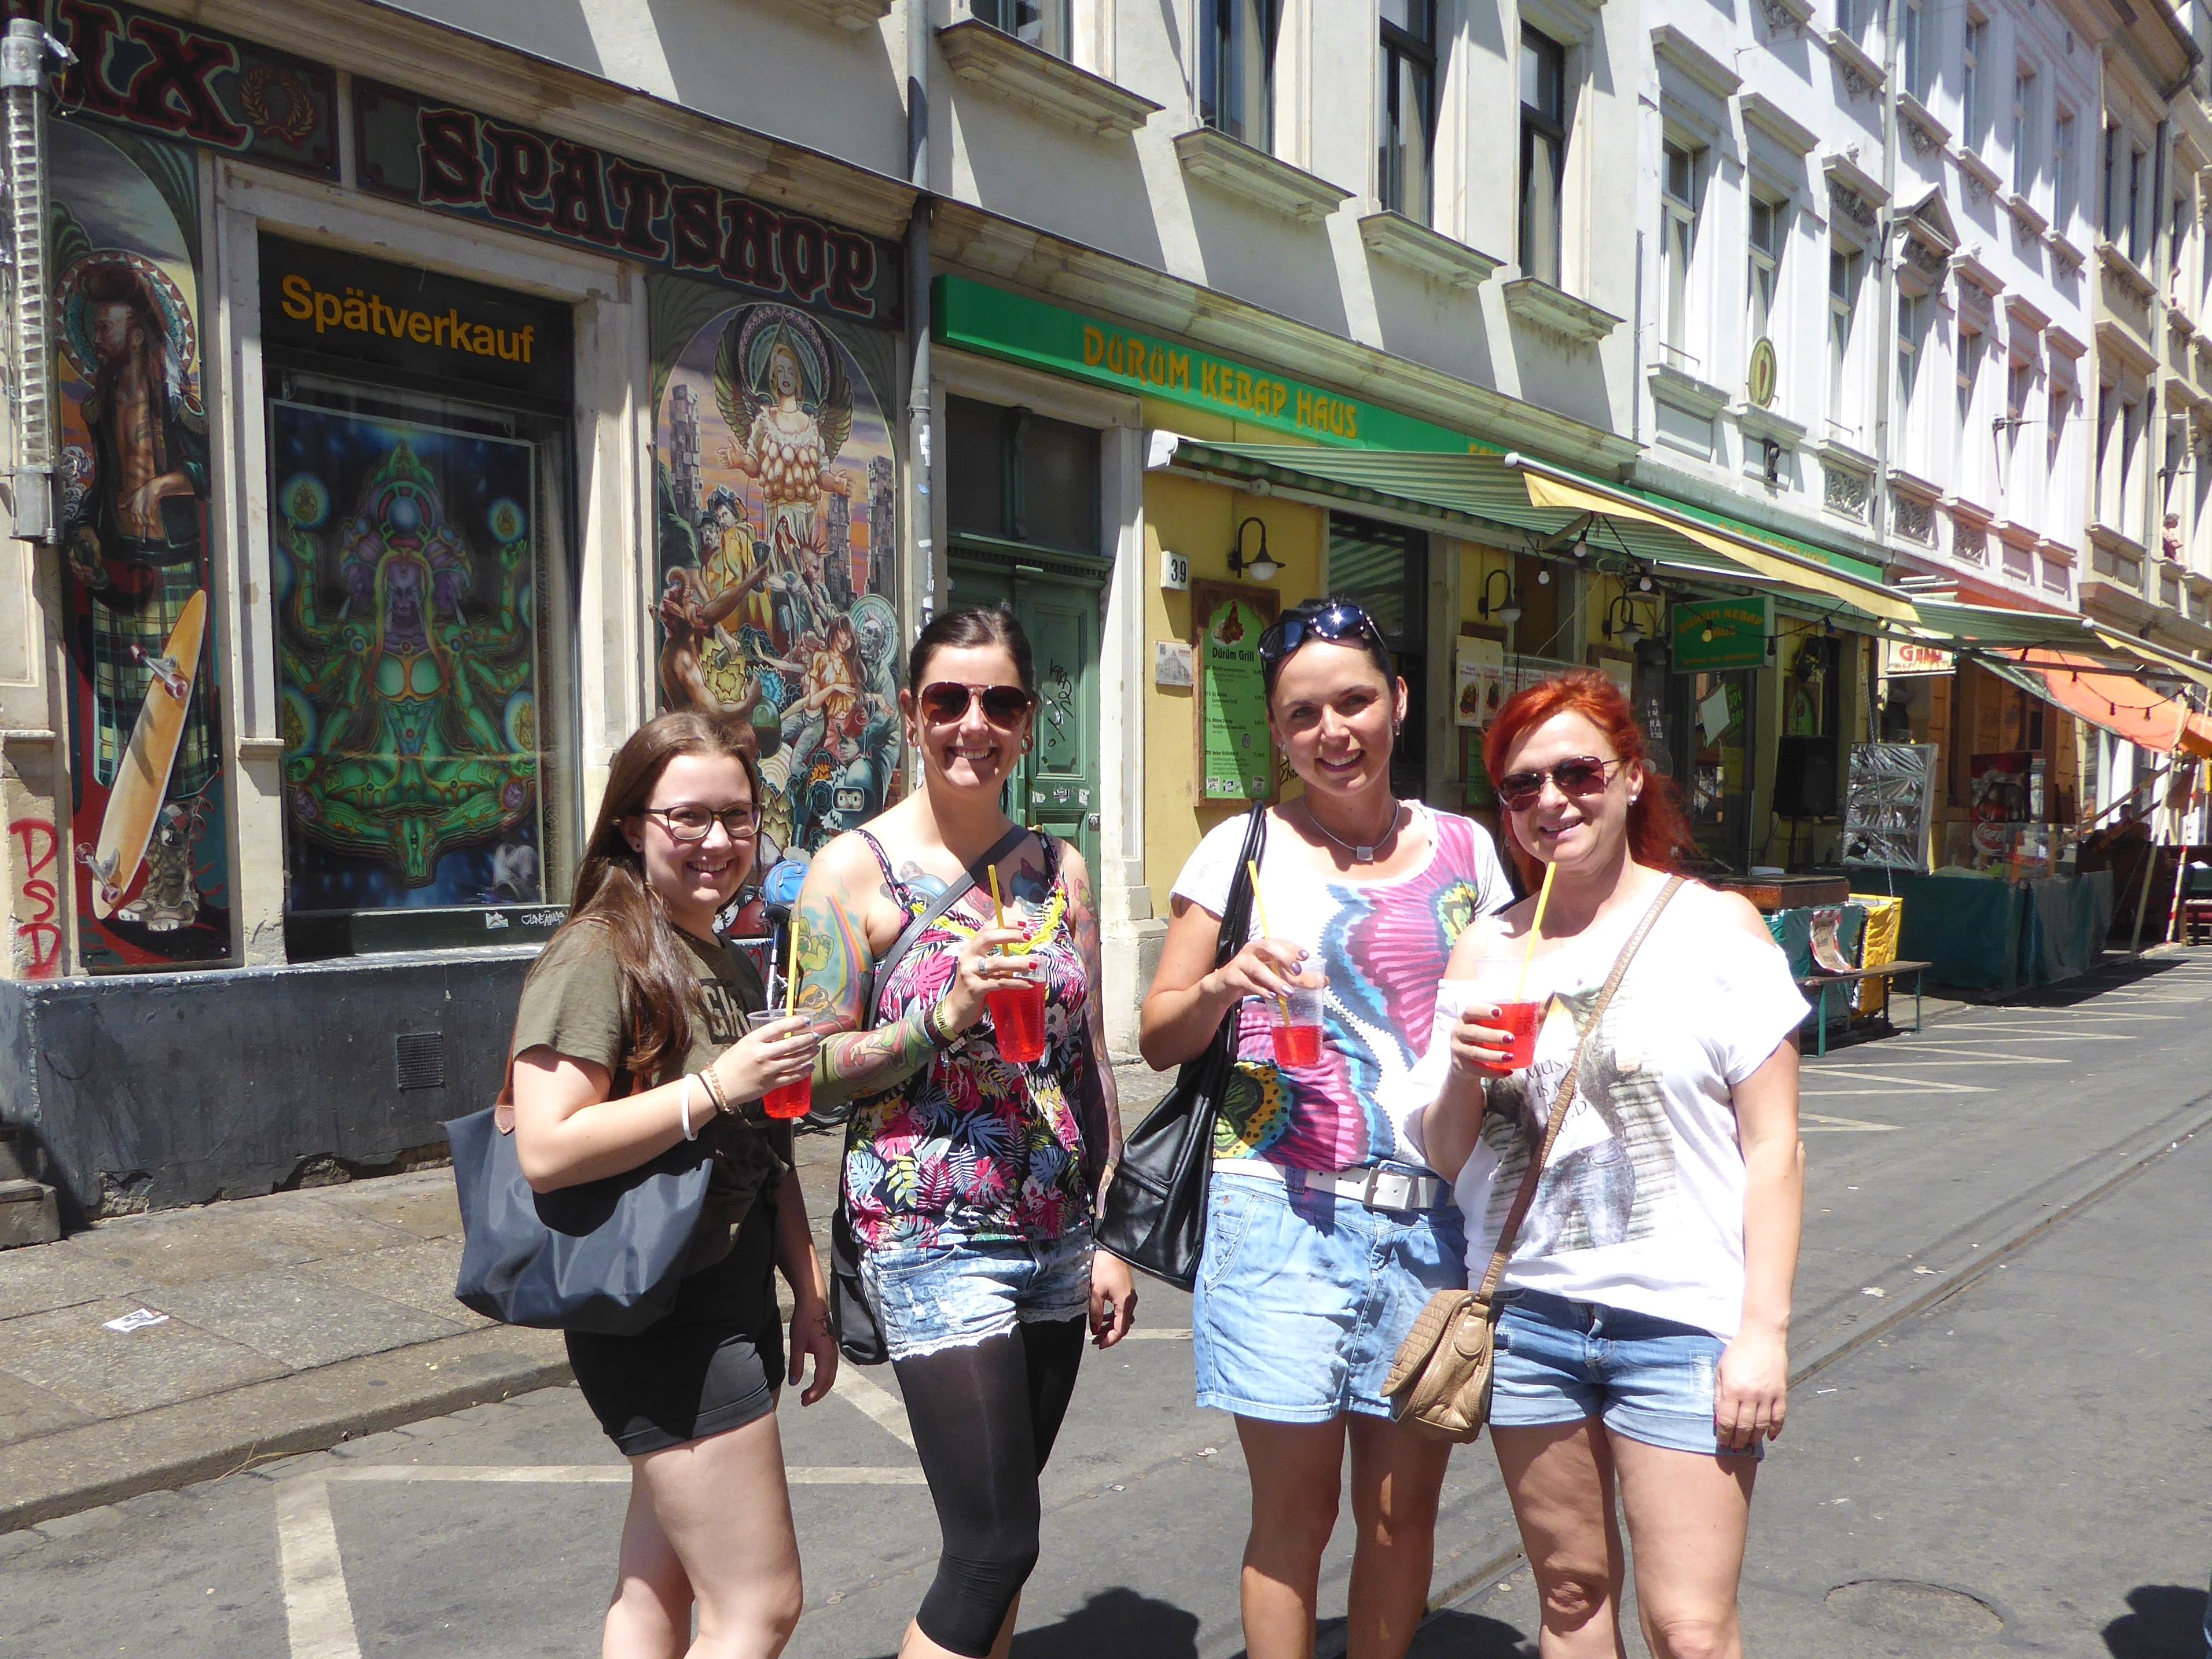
[1379,0,1439,223]
[2011,62,2037,199]
[1901,0,1927,101]
[2053,109,2077,237]
[972,0,1072,58]
[1896,288,1931,457]
[1519,25,1570,289]
[1660,137,1706,371]
[1747,194,1785,362]
[1201,0,1282,151]
[1962,14,1989,153]
[1827,238,1866,435]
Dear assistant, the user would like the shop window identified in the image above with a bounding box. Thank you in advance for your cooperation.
[1379,0,1437,225]
[259,238,577,959]
[946,396,1100,556]
[1327,514,1427,799]
[1201,0,1281,150]
[973,0,1071,57]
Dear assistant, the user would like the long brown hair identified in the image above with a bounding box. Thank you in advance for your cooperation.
[1482,670,1697,889]
[549,710,763,1085]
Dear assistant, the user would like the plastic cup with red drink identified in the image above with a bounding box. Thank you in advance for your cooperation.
[988,959,1049,1065]
[747,1009,815,1119]
[1266,978,1328,1068]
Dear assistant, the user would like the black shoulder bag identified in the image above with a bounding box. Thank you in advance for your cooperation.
[1096,802,1267,1291]
[828,822,1031,1365]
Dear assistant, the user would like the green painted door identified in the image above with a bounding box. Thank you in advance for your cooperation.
[948,557,1101,871]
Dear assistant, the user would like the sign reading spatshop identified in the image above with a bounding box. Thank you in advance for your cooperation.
[352,82,903,328]
[260,237,574,404]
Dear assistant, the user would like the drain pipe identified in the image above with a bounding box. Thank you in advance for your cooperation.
[3,19,61,545]
[903,0,935,633]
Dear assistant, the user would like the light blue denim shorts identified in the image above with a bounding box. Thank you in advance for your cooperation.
[1192,1167,1467,1424]
[860,1227,1093,1362]
[1490,1287,1762,1460]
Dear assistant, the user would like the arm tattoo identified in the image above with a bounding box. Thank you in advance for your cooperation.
[1067,855,1123,1169]
[794,877,936,1108]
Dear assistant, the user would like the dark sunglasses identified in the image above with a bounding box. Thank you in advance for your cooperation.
[642,803,762,841]
[918,680,1036,727]
[1494,755,1626,811]
[1258,601,1392,667]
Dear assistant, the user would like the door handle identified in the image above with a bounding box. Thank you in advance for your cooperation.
[1086,812,1100,830]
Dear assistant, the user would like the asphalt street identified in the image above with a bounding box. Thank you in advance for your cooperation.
[3,952,2210,1658]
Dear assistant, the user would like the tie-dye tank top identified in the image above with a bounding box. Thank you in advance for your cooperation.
[841,830,1098,1250]
[1169,803,1514,1174]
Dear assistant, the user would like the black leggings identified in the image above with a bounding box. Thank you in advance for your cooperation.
[895,1318,1086,1657]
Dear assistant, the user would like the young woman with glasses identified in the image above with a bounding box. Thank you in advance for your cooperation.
[1412,670,1806,1659]
[1140,597,1515,1659]
[508,710,831,1658]
[790,607,1134,1659]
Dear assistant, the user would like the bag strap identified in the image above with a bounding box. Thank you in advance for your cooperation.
[1471,875,1686,1305]
[1215,803,1270,970]
[864,822,1033,1029]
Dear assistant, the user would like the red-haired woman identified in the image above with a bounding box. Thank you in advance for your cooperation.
[1411,670,1806,1659]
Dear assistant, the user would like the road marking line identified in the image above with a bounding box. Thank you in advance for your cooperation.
[834,1367,917,1448]
[1801,1073,1991,1092]
[275,1479,362,1659]
[1799,1113,1902,1131]
[322,1465,926,1485]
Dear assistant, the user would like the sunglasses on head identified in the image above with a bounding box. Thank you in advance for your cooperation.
[1258,601,1392,668]
[1494,755,1627,811]
[917,681,1036,727]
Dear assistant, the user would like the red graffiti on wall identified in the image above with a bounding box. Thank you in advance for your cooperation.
[9,818,62,978]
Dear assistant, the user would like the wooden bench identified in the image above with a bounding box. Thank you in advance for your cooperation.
[1796,961,1931,1057]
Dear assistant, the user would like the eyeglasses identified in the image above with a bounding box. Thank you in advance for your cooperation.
[918,681,1036,727]
[642,804,761,841]
[1258,601,1392,669]
[1494,756,1626,811]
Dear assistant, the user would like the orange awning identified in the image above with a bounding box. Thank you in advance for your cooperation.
[2008,649,2212,757]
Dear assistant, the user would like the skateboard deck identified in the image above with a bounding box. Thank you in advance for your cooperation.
[88,588,205,920]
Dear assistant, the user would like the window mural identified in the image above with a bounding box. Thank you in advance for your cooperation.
[52,123,230,969]
[652,281,901,894]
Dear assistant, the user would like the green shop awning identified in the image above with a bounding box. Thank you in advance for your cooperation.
[1888,601,2212,694]
[1148,438,1918,625]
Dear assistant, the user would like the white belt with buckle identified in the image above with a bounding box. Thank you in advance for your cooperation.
[1216,1159,1447,1214]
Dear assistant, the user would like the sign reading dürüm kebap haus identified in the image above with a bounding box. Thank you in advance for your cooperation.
[353,82,903,328]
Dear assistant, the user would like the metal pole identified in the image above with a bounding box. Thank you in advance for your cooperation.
[903,0,934,636]
[3,18,54,543]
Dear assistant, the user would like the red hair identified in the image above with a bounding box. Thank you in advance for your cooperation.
[1481,669,1697,886]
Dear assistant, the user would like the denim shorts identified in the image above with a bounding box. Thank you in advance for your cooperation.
[1490,1288,1762,1461]
[861,1227,1093,1362]
[1192,1168,1467,1424]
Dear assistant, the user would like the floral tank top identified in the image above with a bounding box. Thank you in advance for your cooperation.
[842,830,1098,1251]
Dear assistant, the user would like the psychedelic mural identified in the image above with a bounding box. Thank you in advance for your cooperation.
[270,404,548,913]
[652,284,902,886]
[52,123,231,969]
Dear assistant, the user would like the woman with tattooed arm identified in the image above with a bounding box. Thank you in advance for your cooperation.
[788,608,1134,1659]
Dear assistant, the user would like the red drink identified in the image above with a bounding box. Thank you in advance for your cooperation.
[988,980,1048,1064]
[1476,1001,1543,1074]
[763,1079,813,1120]
[1271,1024,1322,1066]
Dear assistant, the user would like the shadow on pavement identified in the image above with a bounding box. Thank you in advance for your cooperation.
[1005,1587,1202,1657]
[2101,1583,2210,1658]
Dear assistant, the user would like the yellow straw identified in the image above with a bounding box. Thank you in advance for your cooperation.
[988,865,1008,930]
[785,916,801,1016]
[1515,861,1559,1002]
[1247,859,1292,1021]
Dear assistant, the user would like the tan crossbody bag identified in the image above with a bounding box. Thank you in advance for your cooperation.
[1384,876,1686,1443]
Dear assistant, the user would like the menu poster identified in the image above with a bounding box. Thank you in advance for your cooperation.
[1455,636,1507,727]
[1194,581,1279,801]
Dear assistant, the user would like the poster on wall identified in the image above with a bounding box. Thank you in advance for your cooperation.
[1195,582,1278,802]
[1840,742,1938,871]
[650,277,902,919]
[269,404,549,914]
[52,124,231,970]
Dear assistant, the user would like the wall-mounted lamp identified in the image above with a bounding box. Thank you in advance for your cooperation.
[1479,567,1522,625]
[1760,439,1784,484]
[1229,516,1280,582]
[1603,593,1649,648]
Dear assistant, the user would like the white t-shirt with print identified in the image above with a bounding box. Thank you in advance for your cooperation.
[1407,880,1809,1340]
[1170,802,1513,1172]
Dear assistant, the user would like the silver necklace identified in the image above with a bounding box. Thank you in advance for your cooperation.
[1305,799,1405,864]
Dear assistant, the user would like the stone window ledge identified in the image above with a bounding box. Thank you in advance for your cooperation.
[1175,127,1350,222]
[937,20,1162,137]
[1358,211,1502,289]
[774,0,892,28]
[1501,277,1623,344]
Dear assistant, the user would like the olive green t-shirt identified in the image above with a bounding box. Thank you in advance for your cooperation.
[513,921,790,1283]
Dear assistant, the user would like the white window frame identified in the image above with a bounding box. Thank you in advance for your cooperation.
[1956,322,1985,495]
[1902,0,1926,100]
[1895,286,1930,465]
[2053,108,2076,235]
[1963,14,1987,152]
[1828,238,1866,436]
[2011,62,2037,198]
[1660,135,1705,371]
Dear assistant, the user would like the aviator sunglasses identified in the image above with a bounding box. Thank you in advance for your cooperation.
[917,680,1037,727]
[1258,600,1392,670]
[1494,755,1627,811]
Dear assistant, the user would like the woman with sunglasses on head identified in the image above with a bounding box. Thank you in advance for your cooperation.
[789,607,1134,1659]
[1410,670,1806,1659]
[508,711,831,1659]
[1141,597,1515,1659]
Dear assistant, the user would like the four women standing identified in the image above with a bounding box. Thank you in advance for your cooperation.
[508,607,1802,1658]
